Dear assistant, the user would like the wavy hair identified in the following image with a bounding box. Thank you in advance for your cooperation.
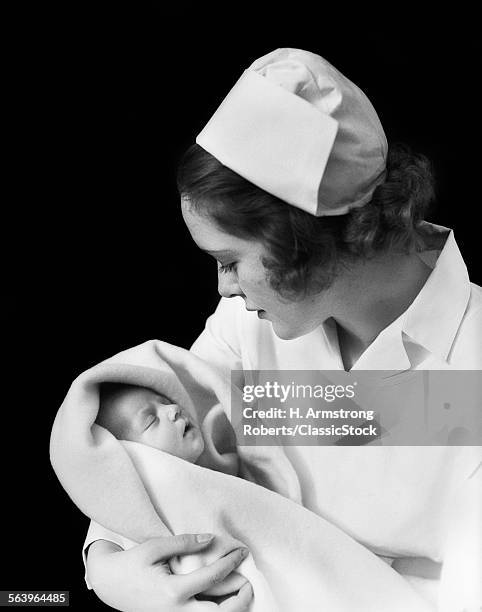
[177,143,435,300]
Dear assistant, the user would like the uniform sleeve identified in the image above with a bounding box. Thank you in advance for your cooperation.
[190,297,246,388]
[438,454,482,611]
[82,520,136,590]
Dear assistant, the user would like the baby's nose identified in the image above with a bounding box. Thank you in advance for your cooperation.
[166,405,181,422]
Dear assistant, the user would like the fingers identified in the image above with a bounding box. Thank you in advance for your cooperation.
[219,582,254,611]
[174,547,249,600]
[135,534,215,565]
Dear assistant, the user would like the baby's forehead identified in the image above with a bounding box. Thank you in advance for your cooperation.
[114,385,171,407]
[117,385,157,399]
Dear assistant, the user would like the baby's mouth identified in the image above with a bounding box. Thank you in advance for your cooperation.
[181,417,194,437]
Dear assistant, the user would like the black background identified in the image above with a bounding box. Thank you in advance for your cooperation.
[4,3,480,610]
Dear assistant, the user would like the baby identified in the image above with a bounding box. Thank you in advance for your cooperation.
[96,383,206,464]
[94,382,246,599]
[96,382,240,477]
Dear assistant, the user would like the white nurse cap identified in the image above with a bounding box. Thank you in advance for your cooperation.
[196,48,388,216]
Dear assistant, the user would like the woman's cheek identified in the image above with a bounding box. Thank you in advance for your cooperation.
[240,268,265,292]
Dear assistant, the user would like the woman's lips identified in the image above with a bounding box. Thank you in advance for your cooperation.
[245,305,266,317]
[257,310,266,319]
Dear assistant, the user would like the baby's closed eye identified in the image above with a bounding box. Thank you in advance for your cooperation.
[144,415,158,430]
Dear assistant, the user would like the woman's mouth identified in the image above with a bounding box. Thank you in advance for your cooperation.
[245,305,267,318]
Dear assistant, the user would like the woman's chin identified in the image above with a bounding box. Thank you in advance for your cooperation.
[270,318,315,341]
[270,320,318,340]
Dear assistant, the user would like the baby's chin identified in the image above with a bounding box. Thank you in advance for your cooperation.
[173,425,204,463]
[186,429,205,463]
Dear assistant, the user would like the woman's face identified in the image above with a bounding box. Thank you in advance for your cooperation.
[181,199,334,340]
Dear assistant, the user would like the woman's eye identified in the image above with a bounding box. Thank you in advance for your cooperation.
[218,262,237,273]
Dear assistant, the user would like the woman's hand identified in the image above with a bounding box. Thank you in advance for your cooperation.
[86,534,252,612]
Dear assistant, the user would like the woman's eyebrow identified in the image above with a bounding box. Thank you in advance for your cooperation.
[202,248,235,256]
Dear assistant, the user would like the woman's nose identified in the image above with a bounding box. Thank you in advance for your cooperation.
[218,270,243,299]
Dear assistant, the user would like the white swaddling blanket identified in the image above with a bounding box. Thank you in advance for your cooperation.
[51,340,434,611]
[114,439,430,612]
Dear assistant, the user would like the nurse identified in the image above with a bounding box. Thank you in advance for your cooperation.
[86,49,482,611]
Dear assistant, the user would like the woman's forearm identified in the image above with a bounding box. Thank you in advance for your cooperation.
[84,534,252,612]
[85,540,124,602]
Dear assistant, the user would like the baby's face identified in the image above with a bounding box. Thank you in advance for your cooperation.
[100,386,205,463]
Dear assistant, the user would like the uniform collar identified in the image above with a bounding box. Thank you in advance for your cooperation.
[351,223,471,370]
[402,224,470,364]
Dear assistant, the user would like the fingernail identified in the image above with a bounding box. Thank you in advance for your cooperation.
[196,533,214,543]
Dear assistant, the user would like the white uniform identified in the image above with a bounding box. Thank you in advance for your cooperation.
[85,224,482,609]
